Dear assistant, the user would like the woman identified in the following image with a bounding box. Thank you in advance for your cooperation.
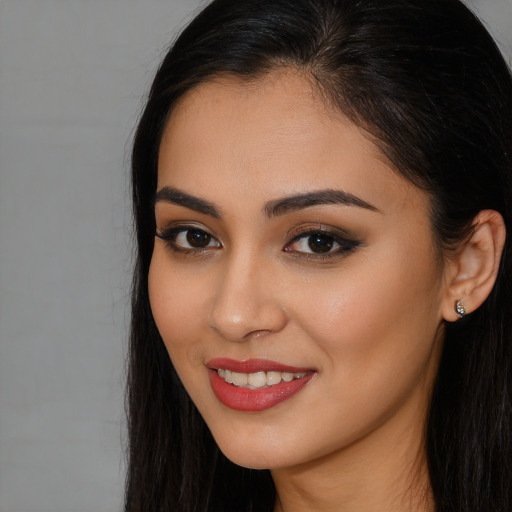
[126,0,512,510]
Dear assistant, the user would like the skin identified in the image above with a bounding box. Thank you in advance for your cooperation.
[148,70,459,511]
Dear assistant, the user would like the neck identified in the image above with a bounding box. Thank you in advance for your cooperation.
[272,398,434,512]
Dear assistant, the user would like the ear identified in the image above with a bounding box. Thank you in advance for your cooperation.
[442,209,506,322]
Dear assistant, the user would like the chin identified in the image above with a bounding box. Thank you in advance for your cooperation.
[210,426,297,470]
[219,447,289,470]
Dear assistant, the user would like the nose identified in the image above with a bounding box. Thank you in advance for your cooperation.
[208,253,288,342]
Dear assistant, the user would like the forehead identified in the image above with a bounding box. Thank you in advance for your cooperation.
[162,71,339,161]
[157,71,424,217]
[168,70,334,128]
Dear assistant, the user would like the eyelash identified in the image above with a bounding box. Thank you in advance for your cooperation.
[285,227,360,260]
[155,225,360,260]
[155,226,221,255]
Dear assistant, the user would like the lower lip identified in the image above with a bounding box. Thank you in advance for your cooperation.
[208,369,315,412]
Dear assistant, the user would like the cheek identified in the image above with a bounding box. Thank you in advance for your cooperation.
[148,250,209,367]
[274,248,444,454]
[294,244,443,382]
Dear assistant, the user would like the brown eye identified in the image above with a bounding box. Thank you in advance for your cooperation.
[288,231,338,254]
[307,232,335,253]
[156,226,221,252]
[186,229,213,248]
[285,229,360,258]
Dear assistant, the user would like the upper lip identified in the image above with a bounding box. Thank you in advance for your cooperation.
[206,358,313,373]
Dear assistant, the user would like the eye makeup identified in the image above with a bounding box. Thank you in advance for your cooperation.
[155,220,361,262]
[283,223,361,261]
[284,230,360,260]
[155,223,222,255]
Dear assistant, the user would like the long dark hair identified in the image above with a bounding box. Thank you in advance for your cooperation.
[126,1,512,510]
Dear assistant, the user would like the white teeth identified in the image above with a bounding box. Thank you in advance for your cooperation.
[266,371,282,386]
[248,371,266,388]
[217,369,308,388]
[231,372,248,386]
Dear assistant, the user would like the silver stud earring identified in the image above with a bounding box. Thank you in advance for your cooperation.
[455,299,466,319]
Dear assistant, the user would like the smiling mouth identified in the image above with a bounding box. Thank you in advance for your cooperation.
[207,358,315,412]
[217,369,308,389]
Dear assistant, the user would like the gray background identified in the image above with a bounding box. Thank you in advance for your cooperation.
[0,1,510,511]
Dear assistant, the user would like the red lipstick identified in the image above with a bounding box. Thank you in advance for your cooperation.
[207,358,315,412]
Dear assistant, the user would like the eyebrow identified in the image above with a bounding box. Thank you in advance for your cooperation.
[153,186,222,218]
[153,186,380,219]
[263,189,381,217]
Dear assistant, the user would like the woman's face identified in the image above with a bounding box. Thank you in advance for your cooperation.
[149,71,447,471]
